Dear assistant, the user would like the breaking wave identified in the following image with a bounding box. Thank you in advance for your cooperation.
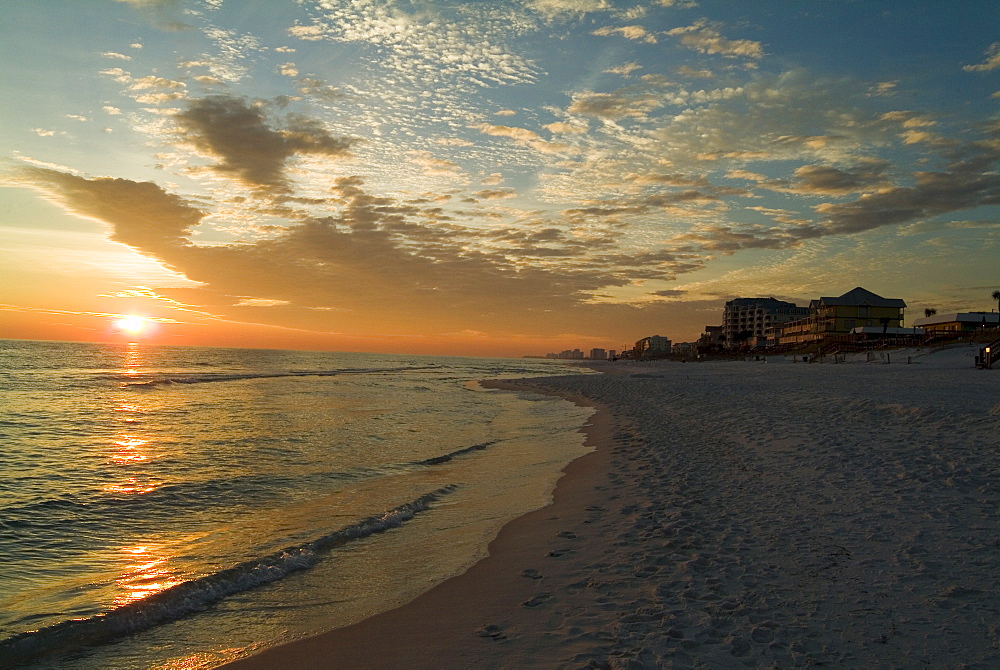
[0,486,457,667]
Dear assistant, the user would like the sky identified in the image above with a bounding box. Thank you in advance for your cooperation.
[1,0,998,357]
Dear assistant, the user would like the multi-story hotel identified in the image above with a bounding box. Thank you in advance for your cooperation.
[722,297,809,348]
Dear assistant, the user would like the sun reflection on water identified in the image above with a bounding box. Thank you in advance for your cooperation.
[114,544,184,607]
[105,344,162,492]
[121,342,143,378]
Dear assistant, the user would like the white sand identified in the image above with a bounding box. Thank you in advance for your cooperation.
[224,344,999,669]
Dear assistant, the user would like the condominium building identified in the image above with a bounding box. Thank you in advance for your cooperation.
[722,297,808,348]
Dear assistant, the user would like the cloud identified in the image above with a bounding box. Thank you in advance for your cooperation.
[129,75,185,91]
[174,95,358,194]
[407,151,464,177]
[605,62,643,76]
[543,121,588,134]
[472,189,517,200]
[766,161,893,196]
[676,65,714,78]
[666,20,763,62]
[4,165,723,341]
[817,168,1000,235]
[9,167,204,254]
[566,90,661,119]
[593,25,657,43]
[477,123,543,143]
[867,81,898,97]
[963,42,1000,72]
[524,0,611,18]
[234,298,291,307]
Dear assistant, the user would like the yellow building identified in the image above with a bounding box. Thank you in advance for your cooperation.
[776,287,906,346]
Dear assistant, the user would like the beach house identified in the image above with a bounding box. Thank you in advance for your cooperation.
[911,311,999,334]
[775,287,907,346]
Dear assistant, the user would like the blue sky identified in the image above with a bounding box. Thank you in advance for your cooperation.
[1,0,997,354]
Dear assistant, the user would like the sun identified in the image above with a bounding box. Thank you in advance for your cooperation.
[115,315,147,335]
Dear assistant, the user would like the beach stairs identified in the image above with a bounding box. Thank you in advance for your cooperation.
[808,339,841,363]
[976,337,1000,369]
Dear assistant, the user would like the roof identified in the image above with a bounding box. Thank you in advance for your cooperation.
[817,287,906,308]
[912,312,1000,327]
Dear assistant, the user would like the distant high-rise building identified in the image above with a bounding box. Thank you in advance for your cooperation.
[589,348,607,360]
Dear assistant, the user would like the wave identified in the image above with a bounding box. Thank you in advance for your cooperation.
[412,440,497,466]
[117,365,442,389]
[0,486,457,667]
[0,440,500,530]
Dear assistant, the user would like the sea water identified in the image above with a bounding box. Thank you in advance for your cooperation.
[0,340,593,669]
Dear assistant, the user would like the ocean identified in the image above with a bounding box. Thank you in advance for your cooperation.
[0,339,594,669]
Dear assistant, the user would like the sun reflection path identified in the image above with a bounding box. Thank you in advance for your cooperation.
[106,343,162,492]
[113,544,184,607]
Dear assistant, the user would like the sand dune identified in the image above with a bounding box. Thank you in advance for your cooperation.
[225,344,999,669]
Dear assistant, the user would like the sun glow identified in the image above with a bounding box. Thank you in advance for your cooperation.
[115,315,148,335]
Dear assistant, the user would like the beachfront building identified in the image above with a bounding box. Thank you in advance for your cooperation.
[546,348,584,359]
[911,311,1000,334]
[634,335,671,359]
[722,297,809,348]
[697,325,723,349]
[775,287,907,346]
[589,348,607,360]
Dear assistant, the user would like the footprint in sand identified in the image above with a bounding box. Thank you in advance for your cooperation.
[522,593,552,607]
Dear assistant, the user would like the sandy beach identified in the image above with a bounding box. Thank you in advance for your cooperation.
[224,344,999,669]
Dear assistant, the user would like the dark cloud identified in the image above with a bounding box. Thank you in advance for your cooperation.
[13,167,204,254]
[818,169,1000,235]
[788,162,892,195]
[174,95,358,193]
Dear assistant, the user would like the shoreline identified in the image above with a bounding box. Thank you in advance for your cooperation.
[221,349,1000,668]
[221,379,617,669]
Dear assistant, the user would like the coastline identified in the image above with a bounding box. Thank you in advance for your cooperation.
[220,379,616,670]
[221,349,1000,668]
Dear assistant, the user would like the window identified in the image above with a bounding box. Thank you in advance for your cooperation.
[858,306,870,317]
[845,319,855,330]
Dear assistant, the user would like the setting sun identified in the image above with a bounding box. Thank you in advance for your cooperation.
[114,316,147,335]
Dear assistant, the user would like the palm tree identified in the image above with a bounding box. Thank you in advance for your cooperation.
[924,308,937,318]
[992,289,1000,313]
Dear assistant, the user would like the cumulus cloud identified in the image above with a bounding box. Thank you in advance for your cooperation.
[666,20,763,62]
[173,95,358,194]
